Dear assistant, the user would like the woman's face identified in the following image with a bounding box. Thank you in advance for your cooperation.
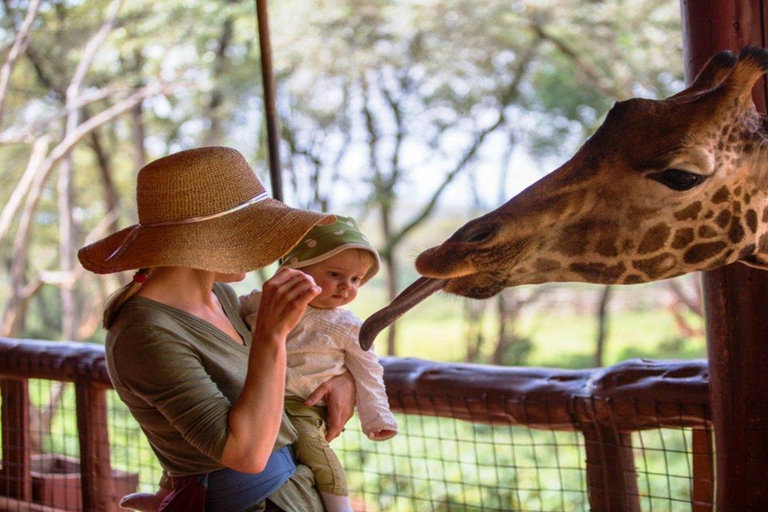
[215,272,247,283]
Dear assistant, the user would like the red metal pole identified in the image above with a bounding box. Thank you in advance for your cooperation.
[681,1,768,509]
[255,0,284,202]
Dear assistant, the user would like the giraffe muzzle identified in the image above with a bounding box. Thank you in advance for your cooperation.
[358,277,447,350]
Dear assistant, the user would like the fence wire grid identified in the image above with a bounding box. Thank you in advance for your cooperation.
[0,378,714,512]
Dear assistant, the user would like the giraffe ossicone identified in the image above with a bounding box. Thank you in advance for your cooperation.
[359,46,768,350]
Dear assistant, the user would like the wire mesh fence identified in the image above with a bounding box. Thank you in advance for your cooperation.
[0,339,713,511]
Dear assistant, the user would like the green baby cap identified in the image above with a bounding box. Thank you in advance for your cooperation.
[280,215,381,284]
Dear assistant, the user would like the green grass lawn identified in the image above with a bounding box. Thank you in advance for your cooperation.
[308,280,709,368]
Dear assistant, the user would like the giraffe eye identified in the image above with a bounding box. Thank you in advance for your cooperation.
[649,169,704,191]
[466,227,495,243]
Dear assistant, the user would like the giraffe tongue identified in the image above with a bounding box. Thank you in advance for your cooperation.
[359,277,447,350]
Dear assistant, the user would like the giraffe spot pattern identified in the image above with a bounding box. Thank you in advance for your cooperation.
[595,237,619,258]
[704,210,715,219]
[674,202,702,221]
[623,274,644,284]
[671,228,695,249]
[534,258,561,272]
[715,210,732,229]
[632,253,677,279]
[553,224,590,256]
[569,262,627,283]
[739,243,756,259]
[763,208,768,223]
[746,209,758,233]
[712,186,730,204]
[638,224,671,255]
[728,217,745,243]
[759,233,768,251]
[720,248,735,265]
[698,225,718,239]
[684,242,728,265]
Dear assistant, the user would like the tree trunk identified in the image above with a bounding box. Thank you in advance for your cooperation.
[58,129,78,342]
[594,285,613,367]
[131,102,147,169]
[382,248,398,356]
[465,299,487,363]
[202,15,234,146]
[492,292,515,366]
[89,128,121,234]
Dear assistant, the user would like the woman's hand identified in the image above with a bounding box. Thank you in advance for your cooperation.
[253,268,321,343]
[305,371,356,441]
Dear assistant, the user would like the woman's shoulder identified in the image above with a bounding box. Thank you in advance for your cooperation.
[107,297,196,357]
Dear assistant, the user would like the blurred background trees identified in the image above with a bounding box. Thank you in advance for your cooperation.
[0,0,704,365]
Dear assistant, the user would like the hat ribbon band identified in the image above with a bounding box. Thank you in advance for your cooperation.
[105,191,271,262]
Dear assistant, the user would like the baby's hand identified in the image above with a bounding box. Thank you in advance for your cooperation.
[256,268,321,341]
[369,429,397,441]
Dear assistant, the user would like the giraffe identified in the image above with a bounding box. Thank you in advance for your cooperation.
[359,46,768,350]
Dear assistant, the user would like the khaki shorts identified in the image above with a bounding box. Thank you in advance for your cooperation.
[284,396,348,496]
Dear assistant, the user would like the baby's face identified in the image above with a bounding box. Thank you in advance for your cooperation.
[299,249,372,309]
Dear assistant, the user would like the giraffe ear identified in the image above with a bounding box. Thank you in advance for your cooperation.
[721,46,768,103]
[669,50,737,100]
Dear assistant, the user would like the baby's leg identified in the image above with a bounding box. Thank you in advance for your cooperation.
[285,397,351,512]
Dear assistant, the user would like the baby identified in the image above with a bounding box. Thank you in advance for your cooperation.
[241,215,397,512]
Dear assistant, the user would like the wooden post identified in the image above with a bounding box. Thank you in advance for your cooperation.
[582,425,640,512]
[691,428,715,512]
[255,0,284,202]
[578,396,640,512]
[681,1,768,509]
[75,382,117,512]
[0,379,31,500]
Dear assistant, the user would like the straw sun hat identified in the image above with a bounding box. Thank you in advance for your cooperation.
[78,146,335,274]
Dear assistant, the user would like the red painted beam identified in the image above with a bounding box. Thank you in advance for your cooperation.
[681,1,768,509]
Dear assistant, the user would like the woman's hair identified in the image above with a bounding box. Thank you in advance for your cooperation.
[103,269,153,329]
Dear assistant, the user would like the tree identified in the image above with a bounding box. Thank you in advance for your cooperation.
[1,0,685,362]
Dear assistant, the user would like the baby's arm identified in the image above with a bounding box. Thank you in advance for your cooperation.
[342,314,398,440]
[239,288,263,329]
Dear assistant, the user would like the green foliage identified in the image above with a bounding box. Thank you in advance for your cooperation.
[1,0,687,353]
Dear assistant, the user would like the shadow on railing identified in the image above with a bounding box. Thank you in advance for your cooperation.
[0,337,712,511]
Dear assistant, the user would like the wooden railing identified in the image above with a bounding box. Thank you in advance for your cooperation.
[0,337,712,511]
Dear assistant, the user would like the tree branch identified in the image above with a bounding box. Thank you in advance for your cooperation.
[528,20,630,100]
[0,0,42,126]
[0,134,51,243]
[381,39,541,256]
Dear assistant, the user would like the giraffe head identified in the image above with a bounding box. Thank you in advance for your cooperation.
[360,47,768,349]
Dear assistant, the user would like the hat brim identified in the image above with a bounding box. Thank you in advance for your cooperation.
[78,198,335,274]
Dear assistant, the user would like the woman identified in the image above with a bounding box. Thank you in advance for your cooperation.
[78,147,356,511]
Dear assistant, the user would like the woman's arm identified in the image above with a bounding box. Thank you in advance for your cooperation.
[305,371,357,441]
[221,268,320,472]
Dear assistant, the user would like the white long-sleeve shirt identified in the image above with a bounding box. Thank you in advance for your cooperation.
[241,290,398,440]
